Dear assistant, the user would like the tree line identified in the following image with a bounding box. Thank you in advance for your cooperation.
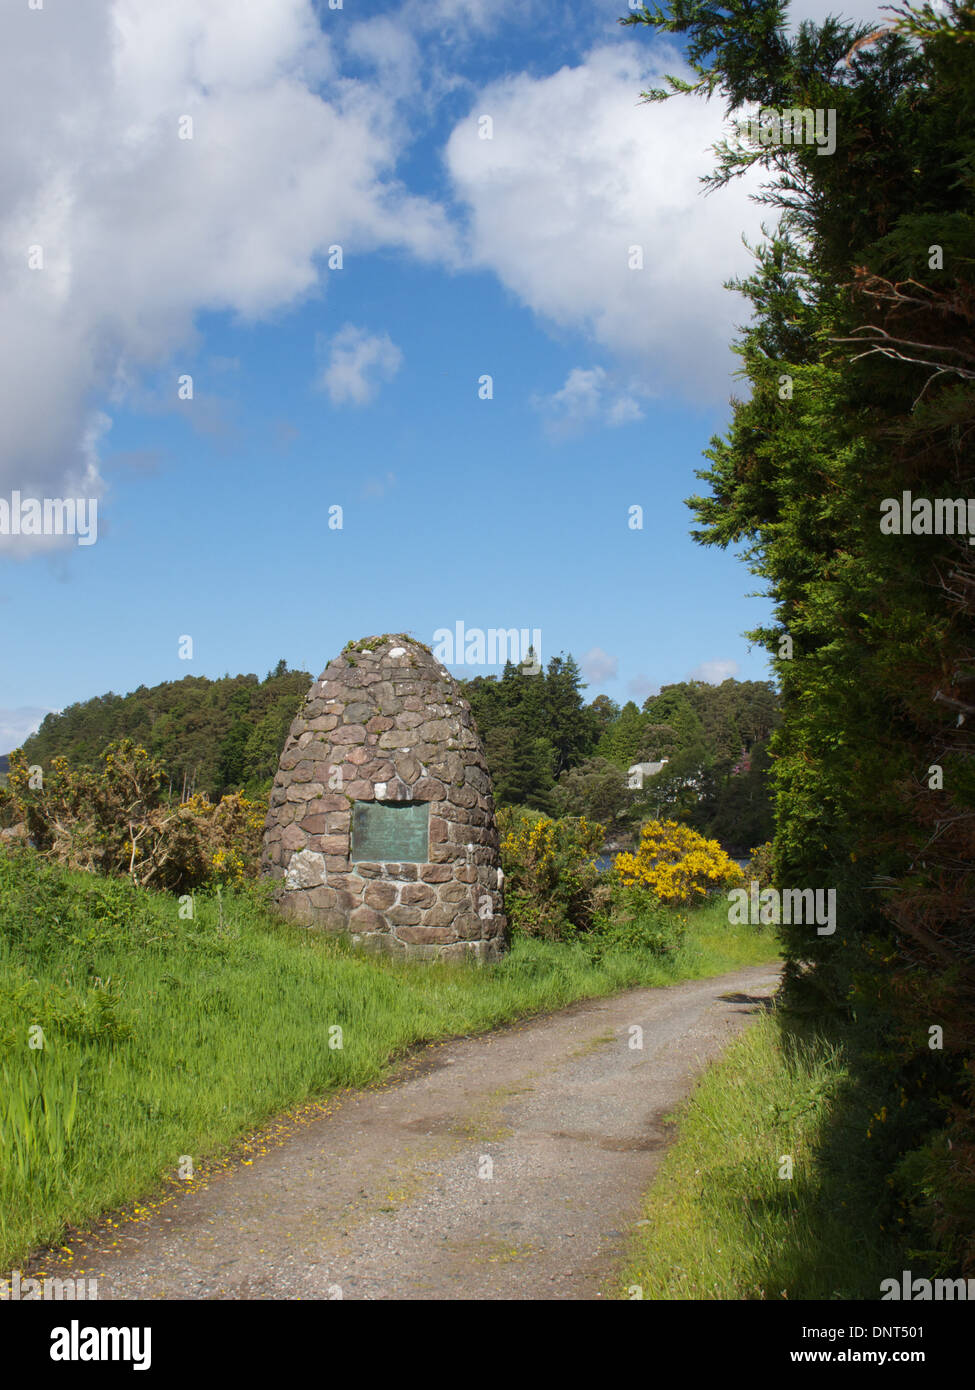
[17,661,311,801]
[10,653,779,850]
[463,657,779,850]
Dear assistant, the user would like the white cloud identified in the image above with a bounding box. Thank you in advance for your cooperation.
[0,0,455,556]
[786,0,896,28]
[403,0,526,39]
[580,646,619,684]
[627,674,659,703]
[319,325,403,406]
[688,659,740,684]
[445,43,766,401]
[344,15,423,103]
[534,366,643,437]
[0,707,53,753]
[606,393,644,427]
[341,0,530,112]
[0,0,874,568]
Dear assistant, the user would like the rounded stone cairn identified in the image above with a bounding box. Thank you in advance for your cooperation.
[261,635,507,962]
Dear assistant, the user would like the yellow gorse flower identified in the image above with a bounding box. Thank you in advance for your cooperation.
[615,819,743,905]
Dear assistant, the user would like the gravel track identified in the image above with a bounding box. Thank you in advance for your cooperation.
[42,963,780,1300]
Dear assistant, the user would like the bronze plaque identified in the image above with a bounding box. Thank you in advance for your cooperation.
[351,800,429,863]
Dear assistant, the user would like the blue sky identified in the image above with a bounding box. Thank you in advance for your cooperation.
[0,0,890,750]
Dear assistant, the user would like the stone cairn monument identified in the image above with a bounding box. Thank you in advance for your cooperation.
[261,635,507,962]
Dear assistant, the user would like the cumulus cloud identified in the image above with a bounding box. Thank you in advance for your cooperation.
[627,674,659,703]
[0,0,455,555]
[688,659,740,684]
[0,706,53,753]
[445,43,766,402]
[580,646,619,684]
[2,0,868,567]
[319,325,403,406]
[344,14,424,104]
[786,0,897,27]
[534,366,643,437]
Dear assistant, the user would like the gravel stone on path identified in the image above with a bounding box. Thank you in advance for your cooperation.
[37,965,780,1301]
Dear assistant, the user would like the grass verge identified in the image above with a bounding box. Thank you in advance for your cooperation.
[0,850,778,1268]
[617,1009,907,1300]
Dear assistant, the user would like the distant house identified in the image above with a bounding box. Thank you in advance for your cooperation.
[627,758,669,790]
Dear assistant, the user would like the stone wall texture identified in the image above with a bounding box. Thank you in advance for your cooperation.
[261,635,507,962]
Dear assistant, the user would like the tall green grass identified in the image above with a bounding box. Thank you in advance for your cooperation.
[617,1011,905,1299]
[0,850,778,1267]
[0,1054,79,1196]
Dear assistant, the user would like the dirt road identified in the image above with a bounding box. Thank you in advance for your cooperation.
[46,964,779,1300]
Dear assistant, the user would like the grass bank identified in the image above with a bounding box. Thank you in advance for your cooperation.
[0,850,778,1268]
[617,1010,907,1300]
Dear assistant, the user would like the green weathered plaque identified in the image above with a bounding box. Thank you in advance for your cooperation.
[351,800,429,863]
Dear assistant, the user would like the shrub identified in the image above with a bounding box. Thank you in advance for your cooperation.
[181,790,267,886]
[498,808,605,940]
[4,742,267,893]
[746,840,775,890]
[615,819,744,906]
[593,882,688,957]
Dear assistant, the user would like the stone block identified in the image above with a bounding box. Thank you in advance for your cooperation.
[414,777,445,800]
[396,926,457,946]
[363,881,398,910]
[419,864,453,883]
[400,882,436,908]
[387,905,422,926]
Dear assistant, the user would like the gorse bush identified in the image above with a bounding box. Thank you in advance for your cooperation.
[615,819,744,906]
[188,791,266,886]
[746,841,775,890]
[498,808,605,939]
[2,741,266,893]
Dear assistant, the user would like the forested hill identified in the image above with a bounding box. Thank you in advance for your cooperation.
[19,662,312,799]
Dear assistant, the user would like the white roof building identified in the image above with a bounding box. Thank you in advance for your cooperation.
[627,758,669,790]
